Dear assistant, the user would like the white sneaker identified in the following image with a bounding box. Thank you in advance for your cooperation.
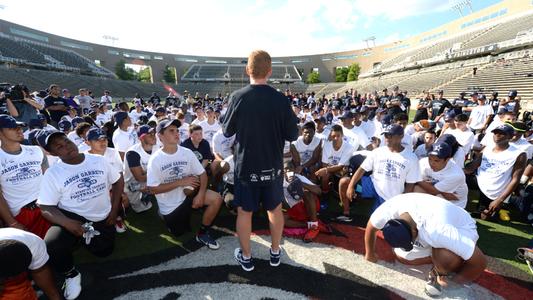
[63,272,82,300]
[115,217,127,233]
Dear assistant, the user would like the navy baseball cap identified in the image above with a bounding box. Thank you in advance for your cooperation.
[510,121,527,133]
[508,90,518,97]
[339,111,354,120]
[498,106,514,115]
[0,115,26,129]
[114,111,129,126]
[428,142,452,159]
[470,92,479,97]
[492,124,514,136]
[381,124,404,136]
[155,106,166,114]
[376,107,387,114]
[85,127,107,141]
[205,106,214,112]
[156,119,181,133]
[71,117,84,128]
[444,110,456,122]
[286,176,305,201]
[25,129,41,145]
[382,219,413,251]
[438,134,459,147]
[36,130,65,151]
[28,119,43,129]
[58,120,72,132]
[137,124,155,138]
[314,116,326,124]
[36,113,46,121]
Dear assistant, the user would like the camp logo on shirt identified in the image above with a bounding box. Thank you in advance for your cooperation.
[77,177,98,188]
[377,159,406,180]
[1,160,42,183]
[479,157,513,174]
[169,166,182,176]
[193,151,203,161]
[301,151,313,163]
[62,170,107,202]
[160,161,188,183]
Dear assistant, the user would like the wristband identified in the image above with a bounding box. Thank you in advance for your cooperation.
[520,175,529,185]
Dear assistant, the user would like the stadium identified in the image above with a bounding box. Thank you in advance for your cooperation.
[0,0,532,299]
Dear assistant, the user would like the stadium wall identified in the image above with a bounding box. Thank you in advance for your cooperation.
[0,0,531,85]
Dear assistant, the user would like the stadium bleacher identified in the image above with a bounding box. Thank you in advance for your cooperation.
[181,64,302,82]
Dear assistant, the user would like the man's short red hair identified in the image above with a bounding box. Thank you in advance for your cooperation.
[247,50,272,79]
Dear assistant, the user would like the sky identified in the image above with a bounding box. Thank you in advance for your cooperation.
[0,0,502,57]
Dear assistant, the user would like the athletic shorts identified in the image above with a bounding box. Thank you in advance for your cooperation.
[287,196,320,222]
[15,203,50,239]
[234,179,283,212]
[359,176,386,212]
[162,197,194,237]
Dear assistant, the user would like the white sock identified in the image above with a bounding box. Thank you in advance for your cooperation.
[271,248,280,255]
[307,221,318,229]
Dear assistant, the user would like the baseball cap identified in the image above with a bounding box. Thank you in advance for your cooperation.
[155,106,166,114]
[444,111,456,122]
[470,92,479,97]
[314,116,326,124]
[497,106,515,115]
[28,119,44,129]
[0,115,26,129]
[381,124,404,136]
[36,130,65,151]
[508,90,518,97]
[286,176,305,201]
[114,111,129,126]
[62,88,69,93]
[205,106,214,113]
[25,129,41,145]
[428,142,452,159]
[58,120,72,132]
[85,127,107,141]
[437,90,444,94]
[438,134,459,147]
[491,123,514,136]
[382,219,413,251]
[36,113,46,121]
[376,107,387,114]
[71,117,84,128]
[339,111,354,120]
[137,124,155,138]
[510,121,527,133]
[156,119,181,133]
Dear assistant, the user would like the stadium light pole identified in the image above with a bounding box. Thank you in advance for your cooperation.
[451,0,473,17]
[102,35,119,46]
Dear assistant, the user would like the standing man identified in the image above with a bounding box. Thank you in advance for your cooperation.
[222,50,299,271]
[44,84,69,127]
[74,88,93,115]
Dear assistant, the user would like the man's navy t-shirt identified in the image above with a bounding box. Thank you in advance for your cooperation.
[222,84,298,186]
[44,96,68,122]
[181,138,214,162]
